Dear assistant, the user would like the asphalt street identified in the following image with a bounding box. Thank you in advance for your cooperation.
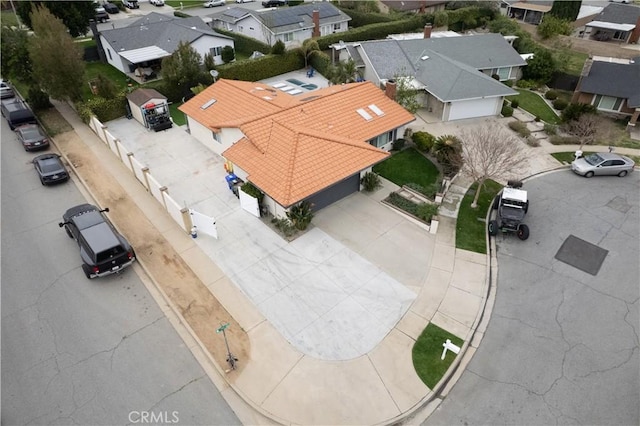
[0,119,240,425]
[425,170,639,425]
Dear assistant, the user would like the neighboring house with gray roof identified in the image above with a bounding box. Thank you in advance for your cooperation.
[585,3,640,43]
[572,56,640,128]
[208,2,350,47]
[99,12,234,79]
[340,32,524,121]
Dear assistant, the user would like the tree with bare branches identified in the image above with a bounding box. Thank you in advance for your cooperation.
[457,123,528,208]
[567,113,615,150]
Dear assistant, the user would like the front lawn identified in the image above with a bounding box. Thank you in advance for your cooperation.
[508,89,560,124]
[372,147,439,188]
[456,179,502,254]
[412,323,464,389]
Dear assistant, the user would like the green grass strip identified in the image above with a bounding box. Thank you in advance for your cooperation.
[455,179,502,254]
[413,323,464,389]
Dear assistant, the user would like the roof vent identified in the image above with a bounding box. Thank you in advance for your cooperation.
[200,99,217,109]
[368,104,384,116]
[421,55,429,60]
[263,96,273,101]
[357,108,373,121]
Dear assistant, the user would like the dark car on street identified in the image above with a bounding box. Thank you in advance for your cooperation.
[262,0,286,6]
[15,124,49,151]
[59,204,136,279]
[33,153,69,185]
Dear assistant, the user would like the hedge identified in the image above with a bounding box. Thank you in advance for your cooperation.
[315,16,427,50]
[337,8,397,27]
[217,50,304,81]
[308,50,331,75]
[76,92,127,123]
[213,28,271,55]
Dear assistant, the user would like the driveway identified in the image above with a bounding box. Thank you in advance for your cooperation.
[104,118,434,360]
[426,170,639,425]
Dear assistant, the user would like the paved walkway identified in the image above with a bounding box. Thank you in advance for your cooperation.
[50,99,640,425]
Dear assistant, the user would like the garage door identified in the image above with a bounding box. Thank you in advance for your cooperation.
[448,97,500,121]
[305,174,360,211]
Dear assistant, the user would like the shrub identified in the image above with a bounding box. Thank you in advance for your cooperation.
[360,172,382,192]
[406,182,439,199]
[553,98,568,110]
[240,182,264,201]
[433,135,462,177]
[561,103,597,122]
[549,135,580,145]
[544,123,558,135]
[315,16,426,50]
[221,46,235,63]
[308,50,331,75]
[508,121,531,137]
[501,104,514,117]
[27,87,52,111]
[217,50,304,81]
[213,28,271,55]
[286,201,314,230]
[510,99,519,109]
[545,90,558,100]
[271,40,286,55]
[271,217,295,237]
[415,203,439,222]
[516,79,536,89]
[412,131,436,152]
[491,73,500,80]
[392,138,406,151]
[526,135,540,147]
[537,16,573,39]
[337,8,395,27]
[173,11,189,18]
[76,91,127,123]
[534,116,541,122]
[386,192,419,216]
[503,79,514,87]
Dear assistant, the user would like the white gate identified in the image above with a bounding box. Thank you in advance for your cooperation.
[239,190,260,218]
[189,209,218,239]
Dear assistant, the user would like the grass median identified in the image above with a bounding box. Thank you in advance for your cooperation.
[456,179,502,254]
[412,323,464,389]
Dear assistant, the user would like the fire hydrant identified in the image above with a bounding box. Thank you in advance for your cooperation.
[190,226,198,239]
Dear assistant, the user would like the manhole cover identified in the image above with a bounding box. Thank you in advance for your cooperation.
[555,235,608,276]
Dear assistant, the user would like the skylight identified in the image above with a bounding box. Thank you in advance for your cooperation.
[368,104,384,116]
[200,99,217,110]
[357,108,373,121]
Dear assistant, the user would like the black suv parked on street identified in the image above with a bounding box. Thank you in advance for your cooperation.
[59,204,136,279]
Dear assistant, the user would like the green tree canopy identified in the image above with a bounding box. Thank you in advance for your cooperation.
[522,47,556,83]
[28,5,85,101]
[17,1,96,38]
[161,41,208,101]
[549,0,582,21]
[1,27,32,80]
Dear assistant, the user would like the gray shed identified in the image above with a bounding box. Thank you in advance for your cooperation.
[126,88,171,130]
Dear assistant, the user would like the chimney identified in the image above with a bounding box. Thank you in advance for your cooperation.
[629,16,640,43]
[312,9,320,38]
[423,24,432,39]
[385,80,397,101]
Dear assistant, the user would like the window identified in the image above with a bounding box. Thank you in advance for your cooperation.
[368,130,395,148]
[613,31,626,40]
[213,131,221,143]
[492,67,510,81]
[283,32,294,42]
[333,23,341,31]
[594,95,623,111]
[210,46,222,57]
[238,25,243,32]
[107,48,112,60]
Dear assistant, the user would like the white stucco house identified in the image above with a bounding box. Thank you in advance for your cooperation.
[98,12,234,79]
[208,2,351,47]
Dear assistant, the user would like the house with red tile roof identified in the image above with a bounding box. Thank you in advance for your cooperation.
[179,79,415,214]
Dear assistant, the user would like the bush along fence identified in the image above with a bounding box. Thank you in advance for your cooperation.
[86,115,203,237]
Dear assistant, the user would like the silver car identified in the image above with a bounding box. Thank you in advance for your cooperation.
[571,152,635,178]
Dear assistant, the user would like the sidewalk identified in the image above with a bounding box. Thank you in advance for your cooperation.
[49,100,639,425]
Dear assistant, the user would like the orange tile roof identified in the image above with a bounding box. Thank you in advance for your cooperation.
[182,79,415,207]
[178,79,298,130]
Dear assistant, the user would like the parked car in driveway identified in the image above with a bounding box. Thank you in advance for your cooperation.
[33,153,69,185]
[571,152,635,177]
[149,0,165,6]
[1,79,15,99]
[102,2,119,13]
[204,0,225,6]
[94,6,110,22]
[59,204,136,279]
[123,0,139,8]
[15,124,49,151]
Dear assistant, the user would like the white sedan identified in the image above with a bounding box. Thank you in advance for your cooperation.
[204,0,225,6]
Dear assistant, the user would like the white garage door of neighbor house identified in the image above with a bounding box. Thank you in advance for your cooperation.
[448,97,500,121]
